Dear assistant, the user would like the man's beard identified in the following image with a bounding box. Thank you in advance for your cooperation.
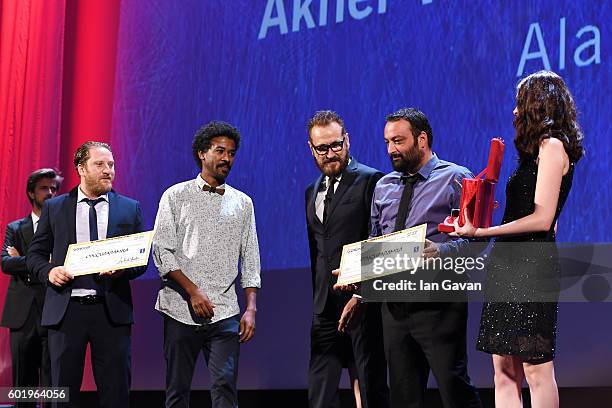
[92,184,112,196]
[315,154,349,177]
[390,144,423,174]
[34,195,52,211]
[212,162,231,183]
[87,178,112,196]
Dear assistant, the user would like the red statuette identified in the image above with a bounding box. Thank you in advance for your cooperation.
[439,138,505,233]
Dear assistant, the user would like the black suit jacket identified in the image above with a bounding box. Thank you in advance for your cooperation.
[26,187,147,326]
[306,159,383,315]
[1,215,45,328]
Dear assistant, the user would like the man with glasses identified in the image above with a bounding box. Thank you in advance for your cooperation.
[305,110,388,408]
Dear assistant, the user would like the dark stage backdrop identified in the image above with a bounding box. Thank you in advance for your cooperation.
[2,0,611,390]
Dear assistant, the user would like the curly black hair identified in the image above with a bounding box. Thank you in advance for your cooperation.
[192,121,241,169]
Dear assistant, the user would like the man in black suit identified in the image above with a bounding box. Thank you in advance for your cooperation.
[305,111,389,408]
[2,168,63,406]
[27,141,147,408]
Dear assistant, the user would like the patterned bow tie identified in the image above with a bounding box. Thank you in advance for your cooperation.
[202,185,225,195]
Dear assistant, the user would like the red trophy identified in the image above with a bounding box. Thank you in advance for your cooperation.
[438,138,505,233]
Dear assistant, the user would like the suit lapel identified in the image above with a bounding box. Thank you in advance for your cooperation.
[64,188,79,245]
[107,191,118,238]
[324,159,358,223]
[20,215,34,248]
[308,174,324,226]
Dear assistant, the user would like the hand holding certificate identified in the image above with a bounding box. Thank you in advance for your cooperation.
[63,231,153,276]
[336,223,427,286]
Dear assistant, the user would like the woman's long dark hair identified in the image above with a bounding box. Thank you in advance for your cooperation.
[513,70,584,163]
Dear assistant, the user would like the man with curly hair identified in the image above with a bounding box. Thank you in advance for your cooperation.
[153,121,261,408]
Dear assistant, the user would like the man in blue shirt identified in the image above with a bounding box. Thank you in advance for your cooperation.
[370,108,481,408]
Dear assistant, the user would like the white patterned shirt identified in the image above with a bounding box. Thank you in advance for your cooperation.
[153,174,261,325]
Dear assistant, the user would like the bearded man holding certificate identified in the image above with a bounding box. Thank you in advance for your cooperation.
[359,108,481,408]
[27,141,147,408]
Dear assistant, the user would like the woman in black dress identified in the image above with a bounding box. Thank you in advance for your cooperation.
[454,70,584,407]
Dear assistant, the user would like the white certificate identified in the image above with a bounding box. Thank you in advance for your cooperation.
[337,223,427,285]
[64,231,153,276]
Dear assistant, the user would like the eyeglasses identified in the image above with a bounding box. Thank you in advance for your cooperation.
[311,137,345,155]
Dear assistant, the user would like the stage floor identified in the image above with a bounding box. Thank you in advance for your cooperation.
[72,387,612,407]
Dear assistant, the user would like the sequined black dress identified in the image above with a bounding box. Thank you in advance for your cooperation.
[476,154,574,363]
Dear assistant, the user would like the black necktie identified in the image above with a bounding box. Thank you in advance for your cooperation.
[75,197,106,292]
[322,177,337,223]
[394,174,420,232]
[84,198,105,241]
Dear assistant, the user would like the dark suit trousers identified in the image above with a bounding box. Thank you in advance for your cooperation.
[47,300,131,408]
[382,302,481,408]
[10,300,51,408]
[309,303,389,408]
[164,314,240,408]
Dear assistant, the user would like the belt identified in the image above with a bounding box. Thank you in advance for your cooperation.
[70,295,104,305]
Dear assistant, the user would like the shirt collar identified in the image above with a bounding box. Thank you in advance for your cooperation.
[77,187,108,203]
[195,174,226,190]
[390,153,440,182]
[31,212,39,225]
[416,153,440,180]
[326,173,342,185]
